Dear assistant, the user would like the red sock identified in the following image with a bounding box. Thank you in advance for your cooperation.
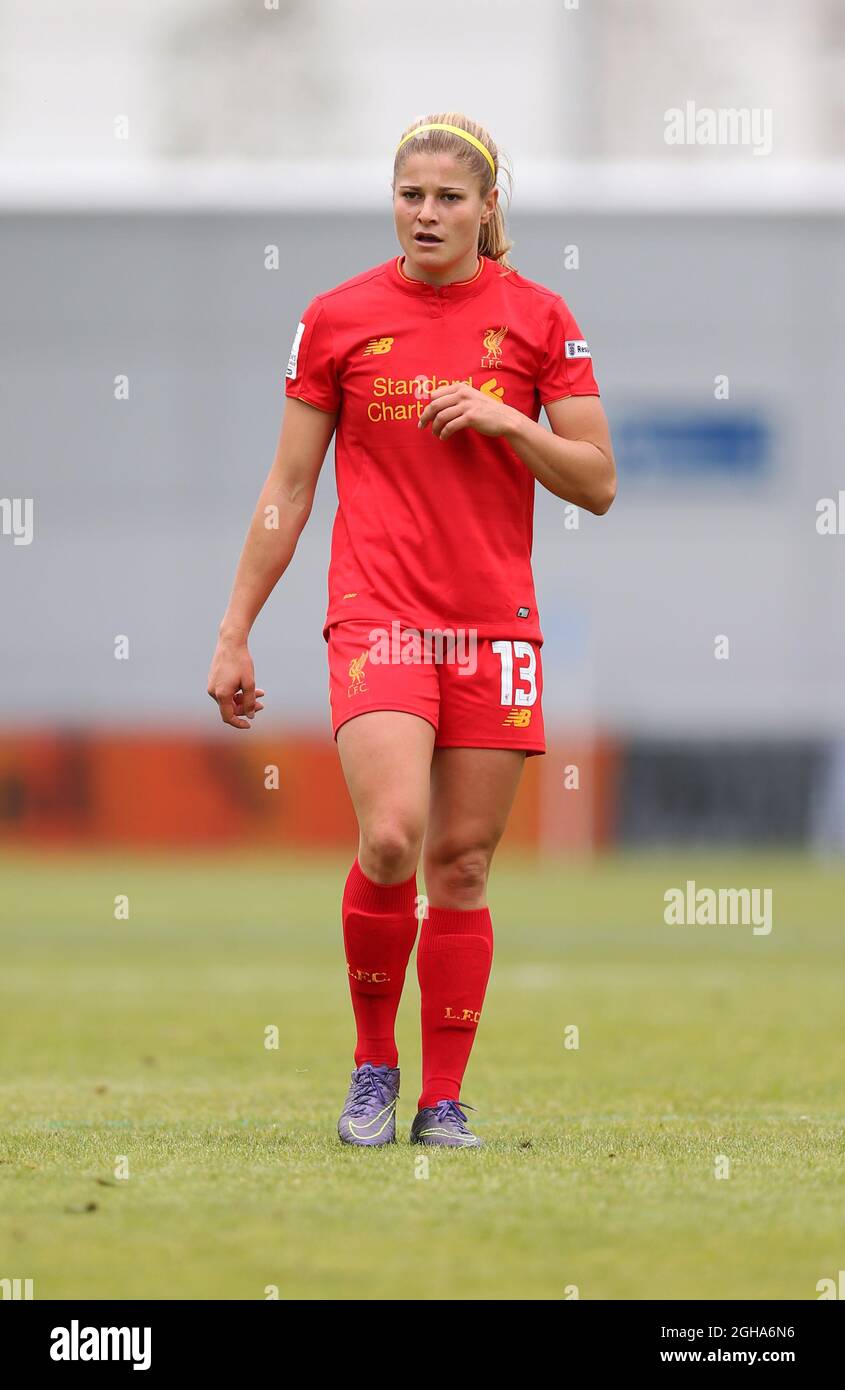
[416,905,493,1110]
[342,858,419,1069]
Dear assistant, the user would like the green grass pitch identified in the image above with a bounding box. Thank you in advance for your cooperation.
[1,849,843,1301]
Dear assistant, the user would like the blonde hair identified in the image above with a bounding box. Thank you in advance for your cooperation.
[392,112,516,271]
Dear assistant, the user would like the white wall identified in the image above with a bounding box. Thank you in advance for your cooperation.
[0,0,841,164]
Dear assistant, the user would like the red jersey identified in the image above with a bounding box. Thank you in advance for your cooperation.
[284,253,600,645]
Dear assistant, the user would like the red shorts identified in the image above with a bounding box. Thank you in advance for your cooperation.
[327,620,545,756]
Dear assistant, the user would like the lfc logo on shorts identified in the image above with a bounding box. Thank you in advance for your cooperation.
[347,651,369,698]
[502,708,532,727]
[481,325,508,367]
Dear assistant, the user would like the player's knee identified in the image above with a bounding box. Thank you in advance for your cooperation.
[360,821,421,881]
[427,846,492,899]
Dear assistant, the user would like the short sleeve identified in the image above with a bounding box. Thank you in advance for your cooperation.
[284,298,341,413]
[536,296,600,404]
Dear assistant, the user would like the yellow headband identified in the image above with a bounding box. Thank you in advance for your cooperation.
[396,122,496,178]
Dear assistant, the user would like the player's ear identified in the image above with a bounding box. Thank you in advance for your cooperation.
[481,185,498,224]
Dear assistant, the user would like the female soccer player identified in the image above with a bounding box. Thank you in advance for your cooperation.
[207,113,616,1148]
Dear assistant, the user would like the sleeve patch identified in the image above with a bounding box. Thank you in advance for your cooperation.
[285,320,306,379]
[564,339,591,360]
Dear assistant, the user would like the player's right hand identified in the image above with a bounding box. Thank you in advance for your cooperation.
[207,639,265,730]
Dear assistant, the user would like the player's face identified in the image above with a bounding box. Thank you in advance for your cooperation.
[393,152,496,278]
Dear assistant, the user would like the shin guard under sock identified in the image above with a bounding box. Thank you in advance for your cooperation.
[416,905,494,1109]
[342,857,419,1069]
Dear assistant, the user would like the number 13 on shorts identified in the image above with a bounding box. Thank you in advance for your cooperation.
[491,640,538,706]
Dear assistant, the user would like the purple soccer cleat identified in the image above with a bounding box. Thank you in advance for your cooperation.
[337,1063,400,1146]
[410,1099,483,1148]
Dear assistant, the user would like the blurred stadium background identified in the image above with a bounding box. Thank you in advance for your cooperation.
[1,0,844,856]
[2,0,845,1303]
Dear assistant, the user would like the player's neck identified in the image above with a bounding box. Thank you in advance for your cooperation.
[398,250,481,288]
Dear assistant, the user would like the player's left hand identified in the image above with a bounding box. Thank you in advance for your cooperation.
[417,382,517,441]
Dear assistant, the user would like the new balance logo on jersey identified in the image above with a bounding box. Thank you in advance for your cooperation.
[503,708,532,727]
[481,325,508,367]
[364,337,394,355]
[564,339,591,359]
